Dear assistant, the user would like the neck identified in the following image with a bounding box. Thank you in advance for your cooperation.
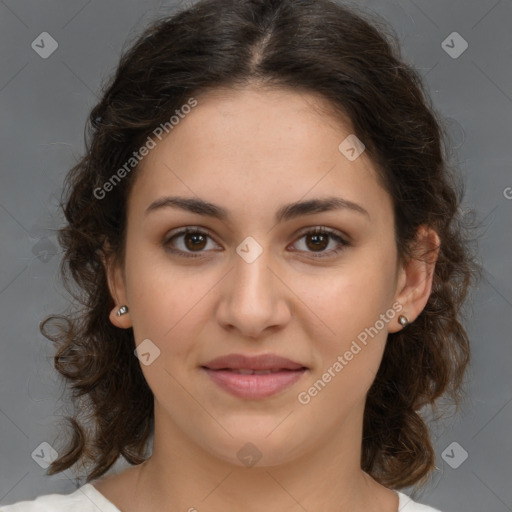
[127,399,396,512]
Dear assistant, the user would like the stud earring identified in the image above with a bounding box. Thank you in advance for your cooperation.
[117,305,129,316]
[398,314,409,327]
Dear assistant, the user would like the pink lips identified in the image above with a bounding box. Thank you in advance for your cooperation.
[202,353,307,399]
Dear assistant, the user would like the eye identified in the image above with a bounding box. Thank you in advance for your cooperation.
[163,226,349,259]
[289,227,349,258]
[163,227,220,258]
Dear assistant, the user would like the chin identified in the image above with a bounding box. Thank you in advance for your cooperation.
[194,423,309,469]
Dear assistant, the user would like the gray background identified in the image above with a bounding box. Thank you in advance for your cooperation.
[1,0,511,510]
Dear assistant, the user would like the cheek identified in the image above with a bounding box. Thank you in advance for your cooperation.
[123,259,209,406]
[295,274,392,413]
[124,250,215,361]
[297,263,395,345]
[293,252,397,400]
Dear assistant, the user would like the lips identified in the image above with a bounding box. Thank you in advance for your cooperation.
[202,353,307,399]
[203,353,305,371]
[222,368,286,375]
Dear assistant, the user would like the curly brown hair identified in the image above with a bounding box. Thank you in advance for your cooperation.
[42,0,480,490]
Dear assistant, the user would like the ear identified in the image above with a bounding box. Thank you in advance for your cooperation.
[100,243,132,329]
[388,225,440,333]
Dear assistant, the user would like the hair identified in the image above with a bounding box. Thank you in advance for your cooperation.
[42,0,480,491]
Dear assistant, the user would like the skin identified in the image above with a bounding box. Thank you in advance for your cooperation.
[96,85,440,512]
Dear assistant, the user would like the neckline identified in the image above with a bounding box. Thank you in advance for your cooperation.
[82,483,409,511]
[80,483,122,511]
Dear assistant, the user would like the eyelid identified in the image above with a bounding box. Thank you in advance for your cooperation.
[293,225,349,243]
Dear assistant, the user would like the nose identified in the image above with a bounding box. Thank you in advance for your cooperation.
[216,245,291,339]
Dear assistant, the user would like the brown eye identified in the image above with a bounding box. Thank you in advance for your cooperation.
[163,228,219,258]
[183,232,207,251]
[305,232,329,252]
[291,227,349,258]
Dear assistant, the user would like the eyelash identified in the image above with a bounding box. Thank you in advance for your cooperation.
[163,226,349,259]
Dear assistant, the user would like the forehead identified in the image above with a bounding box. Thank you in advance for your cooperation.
[128,85,391,223]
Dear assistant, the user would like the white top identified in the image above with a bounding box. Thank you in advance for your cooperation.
[1,483,443,511]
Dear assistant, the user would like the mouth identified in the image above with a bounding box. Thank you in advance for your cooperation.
[201,353,308,399]
[213,368,298,375]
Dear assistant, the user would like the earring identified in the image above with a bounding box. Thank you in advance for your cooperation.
[398,315,409,327]
[117,305,129,316]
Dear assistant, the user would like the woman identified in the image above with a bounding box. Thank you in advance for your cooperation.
[2,0,478,510]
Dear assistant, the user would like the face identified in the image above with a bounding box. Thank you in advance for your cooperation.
[107,86,433,468]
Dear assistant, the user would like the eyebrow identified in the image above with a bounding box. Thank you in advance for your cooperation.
[144,195,370,222]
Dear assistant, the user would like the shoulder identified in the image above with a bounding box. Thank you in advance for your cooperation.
[0,484,120,512]
[397,491,444,511]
